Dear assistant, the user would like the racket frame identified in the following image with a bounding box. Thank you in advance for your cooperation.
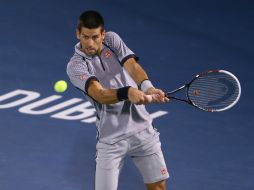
[166,70,241,112]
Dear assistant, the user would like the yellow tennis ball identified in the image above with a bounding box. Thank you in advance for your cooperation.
[54,80,67,93]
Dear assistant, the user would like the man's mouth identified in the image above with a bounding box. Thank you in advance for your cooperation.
[87,47,95,52]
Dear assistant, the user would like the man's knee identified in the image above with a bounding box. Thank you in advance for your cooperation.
[146,179,167,190]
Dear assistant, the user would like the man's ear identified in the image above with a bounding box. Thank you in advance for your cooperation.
[76,29,80,40]
[102,29,106,40]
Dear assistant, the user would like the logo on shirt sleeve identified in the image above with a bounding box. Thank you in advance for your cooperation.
[78,74,89,81]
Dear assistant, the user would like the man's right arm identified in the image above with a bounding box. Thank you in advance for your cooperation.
[87,80,152,105]
[67,60,152,105]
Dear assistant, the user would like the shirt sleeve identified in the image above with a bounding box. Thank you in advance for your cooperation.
[104,31,139,66]
[66,60,99,93]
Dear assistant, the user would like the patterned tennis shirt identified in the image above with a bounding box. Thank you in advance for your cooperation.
[67,31,153,144]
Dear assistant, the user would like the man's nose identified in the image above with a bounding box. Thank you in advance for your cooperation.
[86,39,94,46]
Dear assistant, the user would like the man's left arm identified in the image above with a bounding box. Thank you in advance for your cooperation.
[123,58,169,103]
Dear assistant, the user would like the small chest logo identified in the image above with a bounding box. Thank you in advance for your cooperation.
[104,51,111,59]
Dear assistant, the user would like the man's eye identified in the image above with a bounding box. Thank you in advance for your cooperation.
[82,35,89,40]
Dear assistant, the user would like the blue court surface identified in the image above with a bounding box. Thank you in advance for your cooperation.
[0,0,253,189]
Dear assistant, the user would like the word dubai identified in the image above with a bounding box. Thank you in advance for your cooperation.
[0,89,168,123]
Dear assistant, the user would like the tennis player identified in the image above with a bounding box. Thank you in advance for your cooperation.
[67,10,169,190]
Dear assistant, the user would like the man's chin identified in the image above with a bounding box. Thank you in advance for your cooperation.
[85,51,96,56]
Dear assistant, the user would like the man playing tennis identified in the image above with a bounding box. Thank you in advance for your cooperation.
[67,10,169,190]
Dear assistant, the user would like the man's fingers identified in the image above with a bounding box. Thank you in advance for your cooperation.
[146,95,153,103]
[164,97,170,102]
[144,94,170,104]
[145,94,161,103]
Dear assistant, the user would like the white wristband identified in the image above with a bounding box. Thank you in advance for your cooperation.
[140,80,154,92]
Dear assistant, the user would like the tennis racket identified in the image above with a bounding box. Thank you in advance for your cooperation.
[156,70,241,112]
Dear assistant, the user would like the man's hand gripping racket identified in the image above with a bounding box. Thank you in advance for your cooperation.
[147,70,241,112]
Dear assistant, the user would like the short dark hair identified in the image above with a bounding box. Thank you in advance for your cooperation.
[77,10,104,31]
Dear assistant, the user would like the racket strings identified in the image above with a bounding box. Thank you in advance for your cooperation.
[188,73,240,111]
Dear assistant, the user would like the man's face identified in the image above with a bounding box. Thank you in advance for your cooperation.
[76,26,105,56]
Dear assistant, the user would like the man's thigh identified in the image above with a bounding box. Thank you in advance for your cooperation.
[132,146,169,184]
[95,160,124,190]
[95,140,127,190]
[129,127,169,184]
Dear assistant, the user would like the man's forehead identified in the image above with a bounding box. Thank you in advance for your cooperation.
[80,27,103,35]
